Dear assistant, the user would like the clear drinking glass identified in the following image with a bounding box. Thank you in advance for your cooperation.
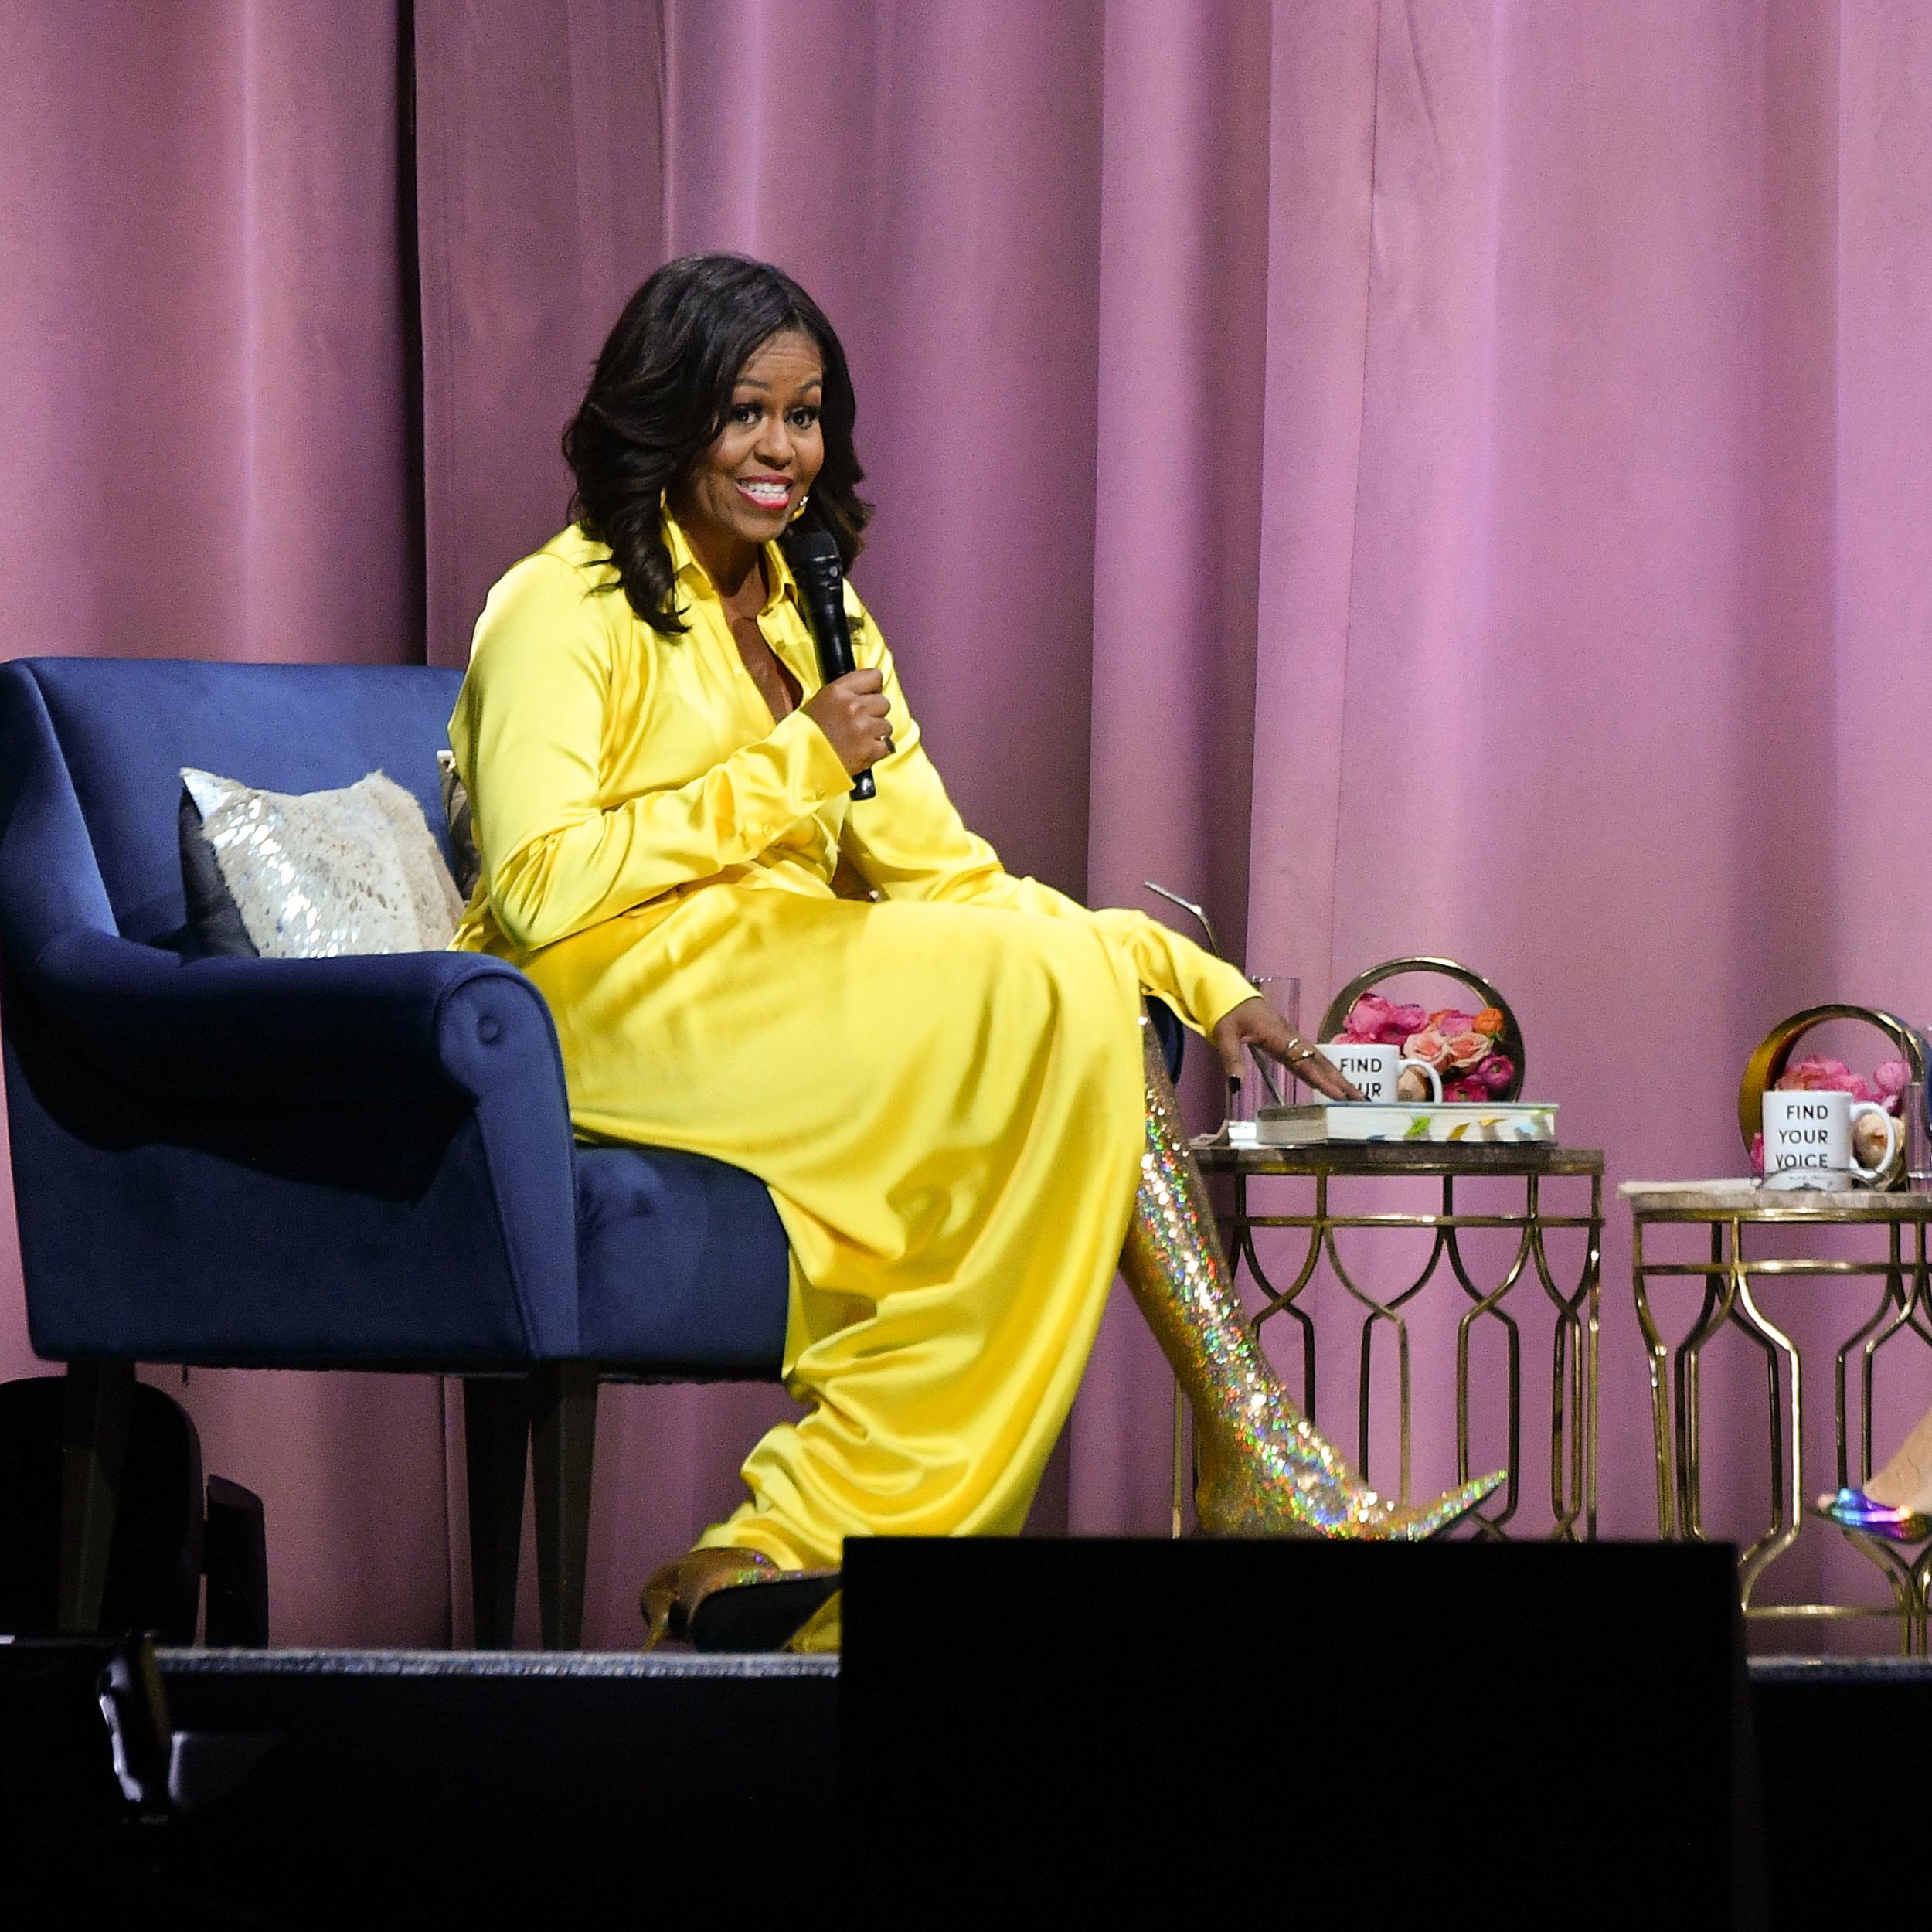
[1906,1081,1932,1191]
[1226,974,1300,1144]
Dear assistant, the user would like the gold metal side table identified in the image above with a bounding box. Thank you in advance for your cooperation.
[1624,1179,1932,1652]
[1182,1142,1604,1539]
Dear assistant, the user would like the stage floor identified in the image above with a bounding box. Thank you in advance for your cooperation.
[5,1637,1923,1923]
[153,1646,1932,1680]
[160,1644,842,1678]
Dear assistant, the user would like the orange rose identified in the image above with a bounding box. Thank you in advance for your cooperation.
[1472,1007,1506,1039]
[1404,1028,1454,1072]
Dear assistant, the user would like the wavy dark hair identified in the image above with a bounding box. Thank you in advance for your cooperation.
[561,254,870,635]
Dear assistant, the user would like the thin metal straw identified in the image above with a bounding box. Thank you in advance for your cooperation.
[1144,879,1284,1103]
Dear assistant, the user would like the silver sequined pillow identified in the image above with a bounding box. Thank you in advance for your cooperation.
[179,767,466,958]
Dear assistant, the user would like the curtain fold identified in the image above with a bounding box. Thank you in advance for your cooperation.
[5,0,1932,1645]
[1066,0,1276,1530]
[413,0,668,668]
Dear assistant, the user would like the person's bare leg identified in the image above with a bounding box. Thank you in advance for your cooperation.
[1862,1400,1932,1512]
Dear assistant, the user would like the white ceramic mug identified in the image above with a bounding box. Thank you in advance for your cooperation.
[1762,1090,1900,1187]
[1318,1042,1444,1105]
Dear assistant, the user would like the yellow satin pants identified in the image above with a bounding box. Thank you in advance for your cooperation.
[532,883,1149,1570]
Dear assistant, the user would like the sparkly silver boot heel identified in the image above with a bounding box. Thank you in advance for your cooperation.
[1122,1017,1502,1539]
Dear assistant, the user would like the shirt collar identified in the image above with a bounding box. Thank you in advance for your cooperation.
[662,502,800,619]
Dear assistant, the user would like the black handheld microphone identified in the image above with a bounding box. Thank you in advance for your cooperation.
[781,523,876,802]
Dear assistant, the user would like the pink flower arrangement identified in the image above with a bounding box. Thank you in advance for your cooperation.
[1332,995,1515,1104]
[1774,1053,1910,1107]
[1748,1053,1913,1174]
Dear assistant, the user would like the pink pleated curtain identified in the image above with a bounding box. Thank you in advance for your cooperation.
[2,0,1930,1645]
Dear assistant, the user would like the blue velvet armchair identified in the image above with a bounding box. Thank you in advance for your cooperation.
[0,658,804,1648]
[0,657,1185,1649]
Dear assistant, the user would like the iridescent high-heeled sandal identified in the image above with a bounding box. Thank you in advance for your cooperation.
[1124,1015,1503,1539]
[640,1547,842,1651]
[1811,1487,1932,1543]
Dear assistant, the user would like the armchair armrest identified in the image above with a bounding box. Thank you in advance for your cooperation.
[19,929,569,1120]
[12,930,585,1361]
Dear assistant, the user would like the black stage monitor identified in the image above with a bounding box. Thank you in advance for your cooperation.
[841,1537,1757,1923]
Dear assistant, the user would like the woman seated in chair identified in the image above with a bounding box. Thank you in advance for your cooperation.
[447,253,1501,1647]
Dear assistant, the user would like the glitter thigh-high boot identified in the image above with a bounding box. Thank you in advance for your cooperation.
[1124,1017,1503,1539]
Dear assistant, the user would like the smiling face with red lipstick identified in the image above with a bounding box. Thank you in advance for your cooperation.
[668,328,826,602]
[563,255,870,638]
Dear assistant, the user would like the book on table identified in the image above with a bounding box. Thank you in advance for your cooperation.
[1233,1102,1560,1148]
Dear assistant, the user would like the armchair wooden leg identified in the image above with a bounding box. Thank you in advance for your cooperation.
[59,1360,134,1634]
[530,1363,598,1651]
[462,1376,530,1649]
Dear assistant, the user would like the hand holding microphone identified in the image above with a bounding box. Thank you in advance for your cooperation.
[804,668,893,778]
[782,523,880,801]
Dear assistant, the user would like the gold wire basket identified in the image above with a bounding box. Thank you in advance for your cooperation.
[1318,956,1526,1103]
[1738,1004,1928,1189]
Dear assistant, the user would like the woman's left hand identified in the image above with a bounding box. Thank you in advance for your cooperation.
[1211,996,1366,1104]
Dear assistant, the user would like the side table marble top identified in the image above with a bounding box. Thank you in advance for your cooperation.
[1622,1179,1932,1219]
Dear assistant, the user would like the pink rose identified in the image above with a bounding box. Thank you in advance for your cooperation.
[1446,1029,1490,1071]
[1846,1075,1877,1104]
[1749,1132,1764,1176]
[1345,994,1393,1043]
[1431,1010,1475,1039]
[1780,1056,1852,1094]
[1875,1060,1911,1099]
[1476,1053,1515,1094]
[1445,1077,1488,1103]
[1404,1028,1454,1072]
[1389,1002,1429,1036]
[1375,1022,1410,1046]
